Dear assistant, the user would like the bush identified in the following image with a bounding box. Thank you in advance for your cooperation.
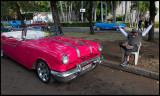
[154,21,159,28]
[61,22,93,27]
[46,21,159,28]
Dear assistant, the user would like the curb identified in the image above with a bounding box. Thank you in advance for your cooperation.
[101,59,159,80]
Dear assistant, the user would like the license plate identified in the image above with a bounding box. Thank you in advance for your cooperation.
[82,64,92,71]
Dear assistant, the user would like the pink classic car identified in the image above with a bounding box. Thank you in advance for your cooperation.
[1,26,103,83]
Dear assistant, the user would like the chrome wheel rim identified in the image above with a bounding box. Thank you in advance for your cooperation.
[37,62,50,82]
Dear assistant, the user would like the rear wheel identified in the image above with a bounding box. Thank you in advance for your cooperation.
[97,26,101,30]
[36,60,55,83]
[1,49,7,58]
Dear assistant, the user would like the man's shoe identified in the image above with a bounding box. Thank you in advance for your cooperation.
[126,45,134,49]
[121,61,129,66]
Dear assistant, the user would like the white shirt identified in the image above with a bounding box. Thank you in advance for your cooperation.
[119,25,153,37]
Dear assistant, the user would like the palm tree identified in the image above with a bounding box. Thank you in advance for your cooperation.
[72,1,81,22]
[93,1,100,22]
[105,1,107,23]
[124,1,128,23]
[121,1,124,22]
[60,1,65,22]
[101,1,103,22]
[148,1,156,42]
[111,1,122,23]
[130,1,150,28]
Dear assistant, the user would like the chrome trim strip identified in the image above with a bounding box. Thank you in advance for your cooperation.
[48,38,80,58]
[62,35,93,54]
[60,52,67,56]
[1,40,22,47]
[50,55,101,78]
[85,43,92,54]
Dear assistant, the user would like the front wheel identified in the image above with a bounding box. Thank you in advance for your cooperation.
[36,60,55,83]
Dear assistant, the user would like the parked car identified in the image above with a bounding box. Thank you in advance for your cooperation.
[94,23,125,30]
[9,20,22,27]
[27,26,43,31]
[1,23,13,32]
[29,21,47,27]
[1,26,103,83]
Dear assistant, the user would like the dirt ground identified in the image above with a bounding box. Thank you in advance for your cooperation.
[65,31,159,73]
[97,40,159,72]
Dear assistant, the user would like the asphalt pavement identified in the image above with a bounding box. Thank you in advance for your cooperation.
[3,26,159,80]
[1,57,159,95]
[5,26,159,33]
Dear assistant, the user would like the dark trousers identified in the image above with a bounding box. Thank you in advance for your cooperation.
[119,42,138,56]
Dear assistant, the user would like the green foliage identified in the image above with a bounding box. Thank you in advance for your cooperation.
[40,1,50,12]
[116,15,125,21]
[154,21,159,28]
[61,22,93,27]
[1,1,41,20]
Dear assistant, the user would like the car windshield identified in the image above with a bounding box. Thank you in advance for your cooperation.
[1,26,61,40]
[41,26,60,37]
[23,25,61,40]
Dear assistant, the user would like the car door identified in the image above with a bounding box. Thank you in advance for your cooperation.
[4,37,26,66]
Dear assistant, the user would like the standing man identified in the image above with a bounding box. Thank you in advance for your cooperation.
[138,17,143,32]
[117,21,154,66]
[143,18,149,31]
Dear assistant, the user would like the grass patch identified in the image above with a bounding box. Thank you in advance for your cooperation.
[64,32,127,41]
[64,31,159,43]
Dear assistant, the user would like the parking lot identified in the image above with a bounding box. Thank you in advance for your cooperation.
[1,57,159,95]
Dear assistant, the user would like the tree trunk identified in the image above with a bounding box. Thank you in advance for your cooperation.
[60,1,64,22]
[148,1,156,42]
[105,1,107,23]
[68,6,70,21]
[89,1,94,35]
[112,1,116,23]
[50,1,63,34]
[134,6,138,27]
[137,6,139,28]
[101,1,103,22]
[131,10,134,27]
[124,1,127,23]
[129,2,132,28]
[15,2,26,28]
[81,1,83,23]
[71,2,72,21]
[121,1,123,22]
[65,2,67,22]
[94,7,97,21]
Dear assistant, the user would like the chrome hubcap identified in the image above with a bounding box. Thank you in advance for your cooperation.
[37,62,50,82]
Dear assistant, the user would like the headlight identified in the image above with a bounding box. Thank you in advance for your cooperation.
[98,46,102,52]
[61,55,69,64]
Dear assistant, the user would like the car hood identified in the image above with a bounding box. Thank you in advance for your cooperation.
[27,35,99,62]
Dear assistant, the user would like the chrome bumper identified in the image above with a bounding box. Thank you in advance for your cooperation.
[50,55,103,82]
